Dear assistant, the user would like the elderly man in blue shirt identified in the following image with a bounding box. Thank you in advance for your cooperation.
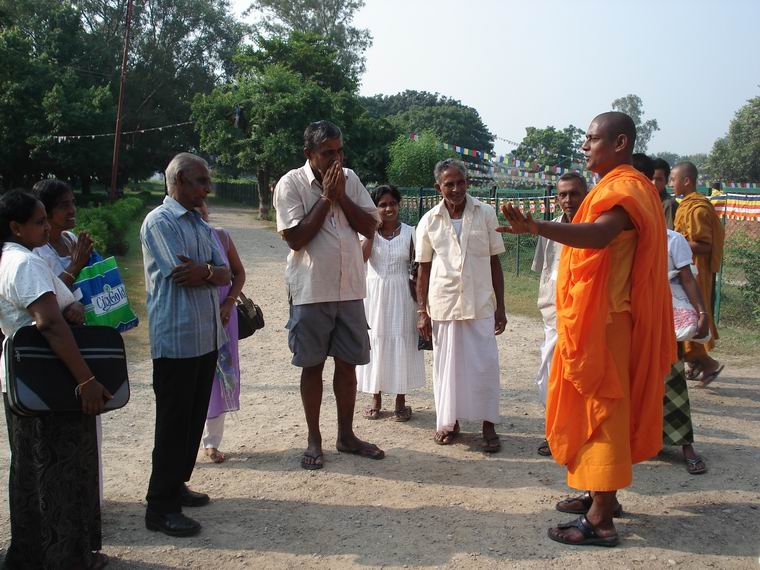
[141,152,230,537]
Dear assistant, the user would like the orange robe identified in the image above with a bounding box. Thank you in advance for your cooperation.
[674,192,725,357]
[545,164,676,492]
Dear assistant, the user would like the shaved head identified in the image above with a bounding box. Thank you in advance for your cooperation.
[582,111,638,176]
[673,161,698,182]
[592,111,637,152]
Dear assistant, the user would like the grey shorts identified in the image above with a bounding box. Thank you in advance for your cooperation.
[286,300,370,368]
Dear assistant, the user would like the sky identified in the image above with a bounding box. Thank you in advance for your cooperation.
[232,0,760,157]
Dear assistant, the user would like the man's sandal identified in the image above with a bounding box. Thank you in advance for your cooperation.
[363,406,381,420]
[393,406,412,422]
[205,448,226,464]
[556,491,624,518]
[537,439,552,456]
[548,515,619,547]
[686,456,707,475]
[434,423,460,445]
[482,435,501,453]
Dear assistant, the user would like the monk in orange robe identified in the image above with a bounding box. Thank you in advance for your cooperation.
[499,112,675,547]
[671,161,725,386]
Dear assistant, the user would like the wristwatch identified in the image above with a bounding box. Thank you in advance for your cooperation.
[204,263,213,281]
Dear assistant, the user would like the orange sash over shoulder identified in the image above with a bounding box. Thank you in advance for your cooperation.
[546,164,676,466]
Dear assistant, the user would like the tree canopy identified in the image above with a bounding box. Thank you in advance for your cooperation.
[247,0,371,78]
[386,131,455,188]
[511,125,585,169]
[706,95,760,182]
[611,94,659,153]
[0,0,246,190]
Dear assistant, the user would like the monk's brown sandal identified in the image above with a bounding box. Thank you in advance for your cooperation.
[555,491,624,518]
[548,515,619,547]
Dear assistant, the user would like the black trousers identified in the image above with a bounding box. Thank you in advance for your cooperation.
[146,350,217,514]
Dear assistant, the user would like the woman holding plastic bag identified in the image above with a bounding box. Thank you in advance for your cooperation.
[32,179,93,297]
[664,229,711,475]
[198,201,246,463]
[33,179,111,504]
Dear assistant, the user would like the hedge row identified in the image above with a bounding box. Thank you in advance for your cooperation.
[75,195,146,256]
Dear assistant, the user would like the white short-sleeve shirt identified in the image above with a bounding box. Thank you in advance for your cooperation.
[0,242,77,390]
[274,161,380,305]
[667,229,697,301]
[33,231,84,301]
[415,195,506,321]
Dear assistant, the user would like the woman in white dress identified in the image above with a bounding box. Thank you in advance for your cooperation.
[358,185,425,421]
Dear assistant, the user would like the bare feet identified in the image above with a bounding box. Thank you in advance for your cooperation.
[336,435,385,459]
[204,448,226,464]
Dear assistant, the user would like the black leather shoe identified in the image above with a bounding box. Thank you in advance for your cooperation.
[145,510,201,537]
[180,484,210,507]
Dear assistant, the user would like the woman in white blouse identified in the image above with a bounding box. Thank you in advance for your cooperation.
[32,178,93,293]
[0,190,111,570]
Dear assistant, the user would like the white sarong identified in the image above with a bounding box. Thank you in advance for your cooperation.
[432,316,501,431]
[535,322,557,406]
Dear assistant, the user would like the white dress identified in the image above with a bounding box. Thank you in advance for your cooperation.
[357,223,425,395]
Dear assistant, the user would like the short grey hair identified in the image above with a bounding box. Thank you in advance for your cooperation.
[304,120,342,151]
[165,153,208,192]
[434,158,467,182]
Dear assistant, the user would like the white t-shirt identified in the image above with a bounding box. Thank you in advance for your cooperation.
[667,229,697,301]
[0,242,77,391]
[33,231,83,301]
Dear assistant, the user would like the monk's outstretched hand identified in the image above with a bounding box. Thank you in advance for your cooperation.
[496,203,538,235]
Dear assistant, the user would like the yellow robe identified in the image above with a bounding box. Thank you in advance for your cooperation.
[674,192,725,357]
[546,165,676,492]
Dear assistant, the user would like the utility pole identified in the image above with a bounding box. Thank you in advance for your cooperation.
[110,0,134,202]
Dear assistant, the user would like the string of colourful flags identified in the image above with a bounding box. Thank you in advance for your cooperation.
[49,121,193,142]
[710,193,760,221]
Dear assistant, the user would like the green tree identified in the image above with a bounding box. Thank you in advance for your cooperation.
[706,95,760,182]
[511,125,585,169]
[193,64,343,214]
[611,94,659,153]
[654,151,681,166]
[247,0,371,78]
[386,131,455,188]
[0,0,246,190]
[362,90,494,152]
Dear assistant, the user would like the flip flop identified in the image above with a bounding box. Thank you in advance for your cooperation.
[537,439,552,456]
[685,362,703,381]
[699,365,725,388]
[300,452,324,470]
[482,435,501,453]
[548,515,619,547]
[336,442,385,460]
[556,491,624,518]
[686,456,707,475]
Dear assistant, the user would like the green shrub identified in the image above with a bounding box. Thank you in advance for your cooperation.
[75,196,145,256]
[726,228,760,325]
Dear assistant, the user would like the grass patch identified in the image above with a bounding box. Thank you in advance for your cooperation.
[116,209,151,363]
[504,271,541,321]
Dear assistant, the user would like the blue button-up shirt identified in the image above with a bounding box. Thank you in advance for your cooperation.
[140,195,227,359]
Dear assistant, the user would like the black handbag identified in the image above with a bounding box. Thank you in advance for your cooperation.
[237,292,265,340]
[5,325,130,416]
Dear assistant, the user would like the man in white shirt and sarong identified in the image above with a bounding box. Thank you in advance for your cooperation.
[415,159,507,452]
[530,173,588,457]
